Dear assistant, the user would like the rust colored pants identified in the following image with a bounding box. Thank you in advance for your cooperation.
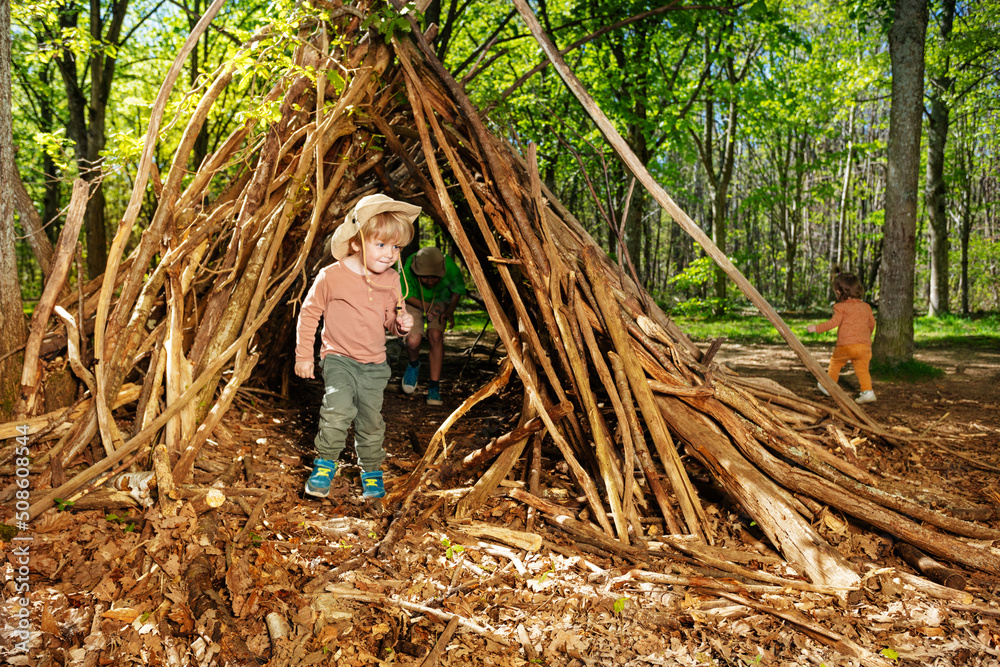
[827,343,873,392]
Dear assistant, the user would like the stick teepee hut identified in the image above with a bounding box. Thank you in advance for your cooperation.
[9,0,1000,596]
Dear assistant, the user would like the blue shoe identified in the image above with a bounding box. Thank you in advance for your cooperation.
[402,362,419,394]
[426,386,442,406]
[305,459,337,497]
[361,471,385,498]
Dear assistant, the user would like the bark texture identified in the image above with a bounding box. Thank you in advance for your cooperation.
[873,0,928,363]
[1,0,29,420]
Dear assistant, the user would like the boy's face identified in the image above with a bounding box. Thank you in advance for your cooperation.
[353,237,402,274]
[417,274,442,289]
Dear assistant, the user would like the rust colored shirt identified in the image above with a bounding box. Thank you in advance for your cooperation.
[814,298,875,348]
[295,261,406,365]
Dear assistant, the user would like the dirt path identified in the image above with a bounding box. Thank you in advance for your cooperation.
[715,341,1000,443]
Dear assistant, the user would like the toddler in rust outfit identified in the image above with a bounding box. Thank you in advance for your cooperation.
[807,272,877,404]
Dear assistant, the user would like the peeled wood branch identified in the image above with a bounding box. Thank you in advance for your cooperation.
[18,179,89,414]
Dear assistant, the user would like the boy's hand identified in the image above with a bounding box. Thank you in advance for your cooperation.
[294,360,315,378]
[806,325,817,333]
[397,307,414,333]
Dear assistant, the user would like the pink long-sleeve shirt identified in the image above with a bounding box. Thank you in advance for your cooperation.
[813,298,875,347]
[295,262,405,365]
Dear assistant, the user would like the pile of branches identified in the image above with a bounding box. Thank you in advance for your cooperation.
[5,0,1000,593]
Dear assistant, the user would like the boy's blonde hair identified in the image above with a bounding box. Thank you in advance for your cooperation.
[329,194,421,260]
[832,272,864,301]
[331,210,415,257]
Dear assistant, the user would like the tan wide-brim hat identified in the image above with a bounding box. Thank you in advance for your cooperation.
[411,246,446,277]
[329,194,422,260]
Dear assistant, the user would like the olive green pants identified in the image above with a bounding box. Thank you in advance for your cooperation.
[314,354,390,472]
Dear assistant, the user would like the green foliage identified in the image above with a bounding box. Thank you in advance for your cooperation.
[106,512,138,531]
[612,597,628,614]
[881,647,899,661]
[668,254,715,293]
[361,2,420,43]
[441,537,464,560]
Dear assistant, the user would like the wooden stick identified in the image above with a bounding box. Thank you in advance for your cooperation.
[572,291,644,538]
[442,401,572,477]
[173,352,258,484]
[18,179,89,413]
[896,542,967,591]
[187,488,227,515]
[552,293,627,541]
[419,616,459,667]
[152,444,178,517]
[234,492,269,544]
[609,352,681,534]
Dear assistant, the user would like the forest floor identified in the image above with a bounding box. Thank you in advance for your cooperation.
[3,328,1000,667]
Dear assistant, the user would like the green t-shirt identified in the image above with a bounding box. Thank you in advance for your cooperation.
[400,254,466,304]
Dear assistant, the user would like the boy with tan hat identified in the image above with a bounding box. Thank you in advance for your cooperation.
[399,246,467,405]
[295,194,420,499]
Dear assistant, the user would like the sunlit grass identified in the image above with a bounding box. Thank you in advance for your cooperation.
[912,313,1000,349]
[870,358,945,382]
[670,312,815,345]
[671,311,1000,350]
[453,309,491,332]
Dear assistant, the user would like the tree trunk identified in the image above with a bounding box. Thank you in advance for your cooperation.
[1,0,29,420]
[53,0,130,279]
[625,121,648,284]
[925,0,955,317]
[831,105,856,299]
[957,144,973,316]
[13,161,55,277]
[873,0,927,364]
[610,25,651,286]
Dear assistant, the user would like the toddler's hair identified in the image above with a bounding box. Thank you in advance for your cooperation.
[832,272,864,301]
[344,210,415,253]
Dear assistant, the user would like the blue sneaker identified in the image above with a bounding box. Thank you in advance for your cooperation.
[361,471,385,498]
[402,362,419,394]
[305,458,337,497]
[426,386,442,406]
